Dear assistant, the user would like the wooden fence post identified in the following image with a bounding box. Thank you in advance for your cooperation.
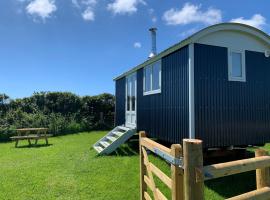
[183,139,204,200]
[255,148,270,189]
[140,131,147,200]
[171,144,184,200]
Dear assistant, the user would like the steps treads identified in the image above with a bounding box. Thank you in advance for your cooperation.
[93,126,136,155]
[100,141,110,148]
[107,136,117,142]
[94,146,103,153]
[112,131,124,137]
[118,126,130,131]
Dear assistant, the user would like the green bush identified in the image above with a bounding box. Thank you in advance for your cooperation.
[0,92,115,141]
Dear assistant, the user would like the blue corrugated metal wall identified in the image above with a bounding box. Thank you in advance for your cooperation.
[194,43,270,147]
[115,77,126,126]
[137,46,189,143]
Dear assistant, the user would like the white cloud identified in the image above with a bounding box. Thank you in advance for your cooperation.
[148,8,154,15]
[107,0,146,15]
[163,3,222,26]
[71,0,80,8]
[72,0,97,21]
[82,7,95,21]
[134,42,142,48]
[148,8,157,23]
[82,0,96,6]
[231,14,266,29]
[26,0,57,21]
[72,0,96,7]
[151,16,157,23]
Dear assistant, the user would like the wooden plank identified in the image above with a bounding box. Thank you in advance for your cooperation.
[256,149,270,189]
[226,187,270,200]
[156,188,168,200]
[142,147,159,200]
[149,163,172,189]
[10,135,52,140]
[144,175,154,191]
[183,139,204,200]
[203,156,270,181]
[141,137,171,155]
[171,144,184,200]
[144,192,152,200]
[140,132,147,200]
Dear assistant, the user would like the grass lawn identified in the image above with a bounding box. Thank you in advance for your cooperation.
[0,131,269,200]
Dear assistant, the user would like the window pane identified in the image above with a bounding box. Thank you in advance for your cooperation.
[144,66,151,92]
[232,52,242,77]
[152,61,161,90]
[131,76,135,111]
[127,78,130,111]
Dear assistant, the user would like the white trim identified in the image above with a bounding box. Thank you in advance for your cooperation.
[135,74,137,127]
[143,60,162,96]
[143,89,161,96]
[125,72,137,128]
[228,49,246,82]
[188,43,195,139]
[143,68,145,92]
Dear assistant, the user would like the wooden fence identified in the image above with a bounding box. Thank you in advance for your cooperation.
[139,131,270,200]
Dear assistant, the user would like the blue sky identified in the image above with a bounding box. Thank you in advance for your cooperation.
[0,0,269,98]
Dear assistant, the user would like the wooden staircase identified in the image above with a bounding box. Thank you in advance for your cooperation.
[93,126,136,155]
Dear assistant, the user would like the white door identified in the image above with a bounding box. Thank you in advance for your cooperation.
[125,73,137,128]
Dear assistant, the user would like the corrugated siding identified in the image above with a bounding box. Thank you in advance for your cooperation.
[115,77,125,126]
[194,43,270,147]
[137,46,189,143]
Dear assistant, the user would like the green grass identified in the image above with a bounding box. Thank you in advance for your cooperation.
[0,131,269,200]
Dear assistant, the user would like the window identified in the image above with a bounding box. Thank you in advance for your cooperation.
[228,50,246,82]
[143,60,161,95]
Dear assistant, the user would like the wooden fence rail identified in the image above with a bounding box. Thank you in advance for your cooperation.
[140,131,184,200]
[139,131,270,200]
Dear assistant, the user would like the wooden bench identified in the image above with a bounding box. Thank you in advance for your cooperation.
[10,128,52,147]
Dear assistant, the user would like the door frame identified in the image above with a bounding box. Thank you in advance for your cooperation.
[125,72,137,128]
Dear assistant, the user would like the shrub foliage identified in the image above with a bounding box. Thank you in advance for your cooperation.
[0,92,115,141]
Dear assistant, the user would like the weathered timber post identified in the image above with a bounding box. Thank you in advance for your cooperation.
[255,148,270,189]
[183,139,204,200]
[171,144,184,200]
[139,131,147,200]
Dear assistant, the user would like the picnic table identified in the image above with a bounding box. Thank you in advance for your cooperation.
[10,128,52,147]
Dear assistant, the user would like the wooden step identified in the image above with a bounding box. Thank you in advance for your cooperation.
[93,146,103,153]
[100,141,110,148]
[107,136,117,142]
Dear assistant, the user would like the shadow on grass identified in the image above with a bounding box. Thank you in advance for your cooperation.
[105,140,139,157]
[204,149,257,198]
[205,171,256,199]
[15,144,53,149]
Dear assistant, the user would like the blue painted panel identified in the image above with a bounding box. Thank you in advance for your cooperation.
[115,78,125,126]
[137,46,189,143]
[194,43,270,147]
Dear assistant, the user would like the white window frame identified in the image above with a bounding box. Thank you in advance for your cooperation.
[143,60,161,96]
[228,49,246,82]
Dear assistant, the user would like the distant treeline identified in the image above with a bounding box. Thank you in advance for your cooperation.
[0,92,115,141]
